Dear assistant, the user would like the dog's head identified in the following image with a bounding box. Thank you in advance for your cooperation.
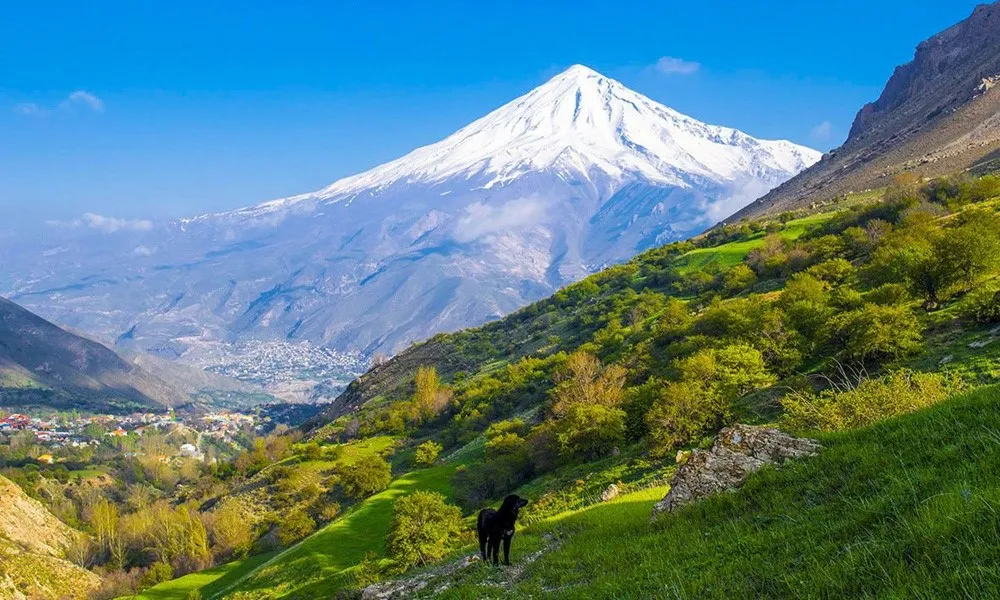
[501,494,529,518]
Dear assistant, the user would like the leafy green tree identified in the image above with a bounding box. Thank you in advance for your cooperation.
[413,441,442,467]
[547,352,627,462]
[385,491,462,569]
[722,264,757,295]
[645,381,725,455]
[936,209,1000,291]
[411,366,451,422]
[827,303,922,363]
[208,500,253,560]
[340,453,392,499]
[277,509,316,547]
[550,351,626,415]
[551,403,626,462]
[138,561,173,589]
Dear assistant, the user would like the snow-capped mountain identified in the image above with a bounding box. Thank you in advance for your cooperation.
[4,65,820,365]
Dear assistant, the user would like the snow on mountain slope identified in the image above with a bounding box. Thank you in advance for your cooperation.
[6,65,819,368]
[220,65,817,221]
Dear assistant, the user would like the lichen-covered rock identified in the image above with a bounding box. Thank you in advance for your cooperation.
[599,484,620,502]
[651,425,820,519]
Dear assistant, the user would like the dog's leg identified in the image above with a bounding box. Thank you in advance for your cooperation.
[489,537,501,566]
[502,532,513,566]
[479,534,488,562]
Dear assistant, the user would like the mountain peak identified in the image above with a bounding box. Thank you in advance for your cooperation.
[241,66,818,211]
[551,63,603,79]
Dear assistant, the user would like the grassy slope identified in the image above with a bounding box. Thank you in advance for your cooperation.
[676,212,831,273]
[221,463,460,599]
[130,552,277,600]
[434,385,1000,599]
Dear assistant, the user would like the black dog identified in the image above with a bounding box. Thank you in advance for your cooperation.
[477,494,528,566]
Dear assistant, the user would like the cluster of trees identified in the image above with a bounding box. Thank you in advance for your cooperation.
[348,172,1000,517]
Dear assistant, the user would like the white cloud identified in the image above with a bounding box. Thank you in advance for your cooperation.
[453,197,547,243]
[652,56,701,76]
[14,103,47,117]
[82,213,152,233]
[13,91,105,117]
[47,213,154,233]
[704,179,773,224]
[61,90,105,112]
[810,121,834,141]
[133,245,156,256]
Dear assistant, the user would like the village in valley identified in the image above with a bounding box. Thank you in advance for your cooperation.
[0,407,262,464]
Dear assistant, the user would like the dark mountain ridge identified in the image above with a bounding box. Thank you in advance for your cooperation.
[730,1,1000,220]
[0,296,187,411]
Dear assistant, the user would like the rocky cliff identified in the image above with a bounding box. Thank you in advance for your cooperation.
[731,2,1000,220]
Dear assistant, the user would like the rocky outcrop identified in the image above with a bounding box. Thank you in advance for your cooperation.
[651,425,820,519]
[599,483,620,503]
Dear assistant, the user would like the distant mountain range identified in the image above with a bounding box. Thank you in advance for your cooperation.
[732,1,1000,220]
[0,296,187,411]
[4,65,818,364]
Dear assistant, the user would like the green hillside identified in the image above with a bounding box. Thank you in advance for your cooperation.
[430,384,1000,598]
[143,172,1000,599]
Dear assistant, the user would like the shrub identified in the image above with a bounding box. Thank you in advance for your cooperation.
[413,441,442,467]
[340,454,392,499]
[826,304,922,363]
[314,498,341,523]
[645,381,727,455]
[551,403,625,462]
[385,491,462,570]
[138,561,173,589]
[805,259,855,287]
[277,509,316,547]
[961,285,1000,324]
[722,265,757,295]
[781,370,964,432]
[451,459,524,511]
[866,283,912,306]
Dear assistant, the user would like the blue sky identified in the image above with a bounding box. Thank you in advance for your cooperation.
[0,0,986,224]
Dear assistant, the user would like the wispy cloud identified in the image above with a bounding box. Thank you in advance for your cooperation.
[13,90,105,117]
[14,103,48,117]
[652,56,701,76]
[47,213,154,233]
[453,197,547,243]
[809,120,835,144]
